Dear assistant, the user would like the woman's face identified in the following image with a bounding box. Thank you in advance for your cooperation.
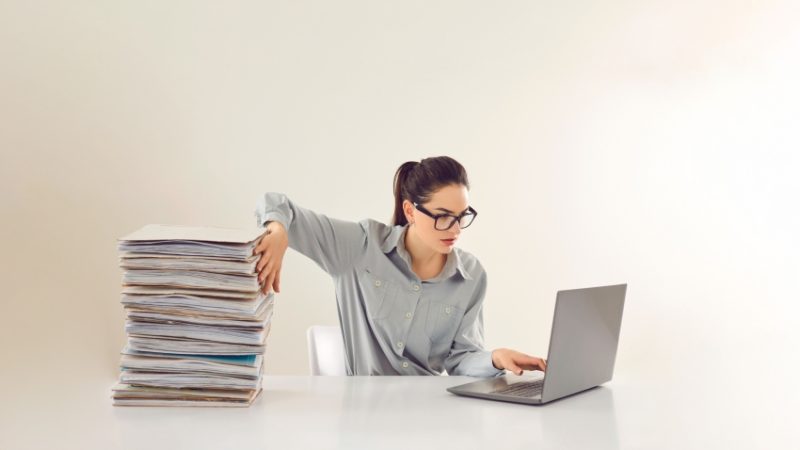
[403,183,470,254]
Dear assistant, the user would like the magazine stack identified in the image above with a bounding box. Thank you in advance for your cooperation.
[112,224,272,407]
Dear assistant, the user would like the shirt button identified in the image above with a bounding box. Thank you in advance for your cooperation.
[412,284,420,291]
[445,307,452,314]
[397,341,404,348]
[405,312,412,319]
[375,280,382,287]
[402,361,409,368]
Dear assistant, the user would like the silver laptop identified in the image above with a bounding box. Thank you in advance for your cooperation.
[447,283,627,405]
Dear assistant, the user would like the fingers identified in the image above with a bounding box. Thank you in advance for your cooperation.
[253,227,287,296]
[255,254,280,295]
[258,259,273,281]
[260,275,268,295]
[256,249,271,273]
[253,230,269,254]
[261,270,271,294]
[261,275,272,294]
[507,363,523,376]
[258,262,273,295]
[519,358,545,372]
[518,354,547,370]
[257,262,267,284]
[266,271,276,295]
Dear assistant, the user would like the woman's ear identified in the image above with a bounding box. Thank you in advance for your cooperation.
[403,200,415,224]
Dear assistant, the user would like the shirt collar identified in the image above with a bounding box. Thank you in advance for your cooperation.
[381,224,472,281]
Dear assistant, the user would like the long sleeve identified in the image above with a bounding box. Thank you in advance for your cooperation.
[444,270,505,377]
[254,192,368,277]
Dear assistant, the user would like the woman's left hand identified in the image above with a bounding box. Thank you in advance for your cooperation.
[491,348,547,375]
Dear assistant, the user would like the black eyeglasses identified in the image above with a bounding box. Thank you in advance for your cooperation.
[413,202,478,231]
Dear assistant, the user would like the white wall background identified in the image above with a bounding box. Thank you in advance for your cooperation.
[1,0,798,419]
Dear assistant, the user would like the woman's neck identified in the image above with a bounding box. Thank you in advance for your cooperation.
[404,224,446,270]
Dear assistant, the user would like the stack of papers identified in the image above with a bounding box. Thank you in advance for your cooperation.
[112,224,272,407]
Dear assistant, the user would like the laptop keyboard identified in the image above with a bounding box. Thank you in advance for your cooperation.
[492,379,544,397]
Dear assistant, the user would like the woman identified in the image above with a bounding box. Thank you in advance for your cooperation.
[253,156,547,377]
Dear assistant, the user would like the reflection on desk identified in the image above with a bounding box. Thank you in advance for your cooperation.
[2,375,778,450]
[112,375,619,450]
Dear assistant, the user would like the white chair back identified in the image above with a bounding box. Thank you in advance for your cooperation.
[306,325,347,376]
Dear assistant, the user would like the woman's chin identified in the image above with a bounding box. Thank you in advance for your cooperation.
[438,243,455,252]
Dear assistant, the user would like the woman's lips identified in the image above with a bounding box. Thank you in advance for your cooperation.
[441,238,456,246]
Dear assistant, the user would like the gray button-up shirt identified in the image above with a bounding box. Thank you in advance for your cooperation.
[255,192,504,377]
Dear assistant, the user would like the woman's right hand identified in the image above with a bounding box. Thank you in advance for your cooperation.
[254,221,289,294]
[491,348,547,376]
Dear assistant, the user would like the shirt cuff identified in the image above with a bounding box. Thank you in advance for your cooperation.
[255,211,289,231]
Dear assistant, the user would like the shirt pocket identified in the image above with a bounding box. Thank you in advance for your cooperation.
[362,267,396,320]
[424,301,463,351]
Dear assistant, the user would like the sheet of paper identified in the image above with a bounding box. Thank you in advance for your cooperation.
[119,224,265,244]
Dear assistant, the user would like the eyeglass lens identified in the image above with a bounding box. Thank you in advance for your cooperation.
[435,213,475,230]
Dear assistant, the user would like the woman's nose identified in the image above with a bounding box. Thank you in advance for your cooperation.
[448,220,462,233]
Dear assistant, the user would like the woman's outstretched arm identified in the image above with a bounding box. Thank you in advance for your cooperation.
[253,192,368,294]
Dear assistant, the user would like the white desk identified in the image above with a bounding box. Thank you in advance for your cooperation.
[0,374,790,449]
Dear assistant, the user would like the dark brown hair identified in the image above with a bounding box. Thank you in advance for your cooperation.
[391,156,470,226]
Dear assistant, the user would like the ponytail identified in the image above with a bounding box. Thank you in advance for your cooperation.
[392,161,419,226]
